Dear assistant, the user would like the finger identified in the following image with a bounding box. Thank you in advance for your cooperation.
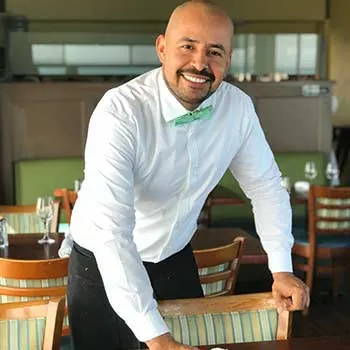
[288,289,304,311]
[272,291,286,313]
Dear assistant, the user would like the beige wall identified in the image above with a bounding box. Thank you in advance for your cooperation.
[329,0,350,126]
[7,0,326,21]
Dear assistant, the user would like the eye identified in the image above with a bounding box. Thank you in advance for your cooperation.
[209,50,223,57]
[181,44,194,50]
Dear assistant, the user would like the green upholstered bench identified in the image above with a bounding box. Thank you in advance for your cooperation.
[14,157,83,205]
[210,151,328,229]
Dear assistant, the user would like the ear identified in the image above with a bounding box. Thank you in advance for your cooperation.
[155,34,166,64]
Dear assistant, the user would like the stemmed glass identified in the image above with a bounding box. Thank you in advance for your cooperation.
[304,161,318,181]
[326,161,340,186]
[36,196,55,244]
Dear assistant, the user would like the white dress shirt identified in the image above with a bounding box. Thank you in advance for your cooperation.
[70,67,293,341]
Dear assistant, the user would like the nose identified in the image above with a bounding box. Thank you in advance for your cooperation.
[191,49,209,72]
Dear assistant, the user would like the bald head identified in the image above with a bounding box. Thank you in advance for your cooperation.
[165,1,234,48]
[155,0,234,110]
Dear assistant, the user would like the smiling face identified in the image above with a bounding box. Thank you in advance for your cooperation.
[156,2,233,110]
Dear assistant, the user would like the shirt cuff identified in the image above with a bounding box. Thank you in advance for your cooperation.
[131,308,169,342]
[267,250,293,273]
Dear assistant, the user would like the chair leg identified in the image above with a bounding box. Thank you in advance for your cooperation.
[302,260,315,316]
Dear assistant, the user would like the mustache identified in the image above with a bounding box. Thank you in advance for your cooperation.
[177,68,215,82]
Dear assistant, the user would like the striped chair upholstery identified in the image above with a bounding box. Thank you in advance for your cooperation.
[198,263,229,296]
[2,213,43,234]
[0,317,46,350]
[0,298,65,350]
[316,197,350,230]
[164,309,278,345]
[0,277,69,330]
[0,257,69,336]
[194,236,245,297]
[159,292,291,347]
[0,203,60,234]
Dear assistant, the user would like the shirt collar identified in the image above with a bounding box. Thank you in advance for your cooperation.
[157,68,215,123]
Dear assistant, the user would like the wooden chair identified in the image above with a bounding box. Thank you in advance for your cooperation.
[0,202,60,233]
[0,257,70,336]
[0,297,65,350]
[194,236,245,297]
[53,188,77,223]
[158,292,292,347]
[292,185,350,301]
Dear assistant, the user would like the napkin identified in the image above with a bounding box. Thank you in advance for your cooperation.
[58,230,74,258]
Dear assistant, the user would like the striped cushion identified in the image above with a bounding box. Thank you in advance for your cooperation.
[0,278,69,328]
[198,263,229,296]
[316,198,350,230]
[163,309,277,346]
[0,213,43,234]
[0,317,46,350]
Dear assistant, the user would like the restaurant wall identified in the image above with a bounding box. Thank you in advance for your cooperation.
[329,0,350,126]
[6,0,326,22]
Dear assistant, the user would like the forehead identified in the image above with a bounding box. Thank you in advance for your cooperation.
[168,11,232,49]
[170,18,232,50]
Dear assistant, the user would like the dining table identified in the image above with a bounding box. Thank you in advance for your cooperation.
[191,227,267,265]
[0,233,64,260]
[197,335,350,350]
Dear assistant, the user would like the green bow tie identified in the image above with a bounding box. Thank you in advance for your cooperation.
[173,105,213,126]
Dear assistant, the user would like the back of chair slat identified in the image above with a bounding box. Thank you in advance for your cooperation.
[194,237,245,296]
[309,185,350,235]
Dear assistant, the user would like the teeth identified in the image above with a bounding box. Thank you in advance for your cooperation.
[183,74,207,83]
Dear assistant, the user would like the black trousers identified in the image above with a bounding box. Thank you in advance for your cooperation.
[67,242,203,350]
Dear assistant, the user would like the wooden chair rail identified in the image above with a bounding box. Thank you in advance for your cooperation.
[0,286,67,297]
[194,244,240,267]
[0,257,69,279]
[199,270,232,284]
[159,292,276,315]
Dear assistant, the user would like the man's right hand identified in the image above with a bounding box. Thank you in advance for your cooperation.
[145,333,199,350]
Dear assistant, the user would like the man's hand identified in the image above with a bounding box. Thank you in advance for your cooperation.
[272,272,310,313]
[146,333,199,350]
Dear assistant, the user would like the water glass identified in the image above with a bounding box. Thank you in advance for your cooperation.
[36,196,55,244]
[304,161,318,180]
[0,217,8,248]
[281,177,291,192]
[326,162,340,186]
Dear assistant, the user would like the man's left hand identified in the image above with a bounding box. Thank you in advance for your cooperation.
[272,272,310,313]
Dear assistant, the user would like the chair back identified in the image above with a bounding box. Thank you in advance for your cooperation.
[0,297,65,350]
[53,188,77,223]
[158,292,291,347]
[194,237,245,297]
[308,185,350,237]
[0,257,69,335]
[0,202,60,234]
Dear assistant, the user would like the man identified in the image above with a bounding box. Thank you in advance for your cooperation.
[68,1,309,349]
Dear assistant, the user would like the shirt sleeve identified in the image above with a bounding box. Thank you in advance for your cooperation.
[70,91,169,341]
[229,96,294,273]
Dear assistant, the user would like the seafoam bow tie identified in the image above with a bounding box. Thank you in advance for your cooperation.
[173,105,213,126]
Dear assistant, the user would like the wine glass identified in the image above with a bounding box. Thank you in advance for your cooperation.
[326,161,340,186]
[36,196,55,244]
[304,161,318,180]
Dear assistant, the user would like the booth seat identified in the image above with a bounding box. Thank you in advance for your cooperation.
[15,157,83,205]
[14,152,328,230]
[210,151,328,230]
